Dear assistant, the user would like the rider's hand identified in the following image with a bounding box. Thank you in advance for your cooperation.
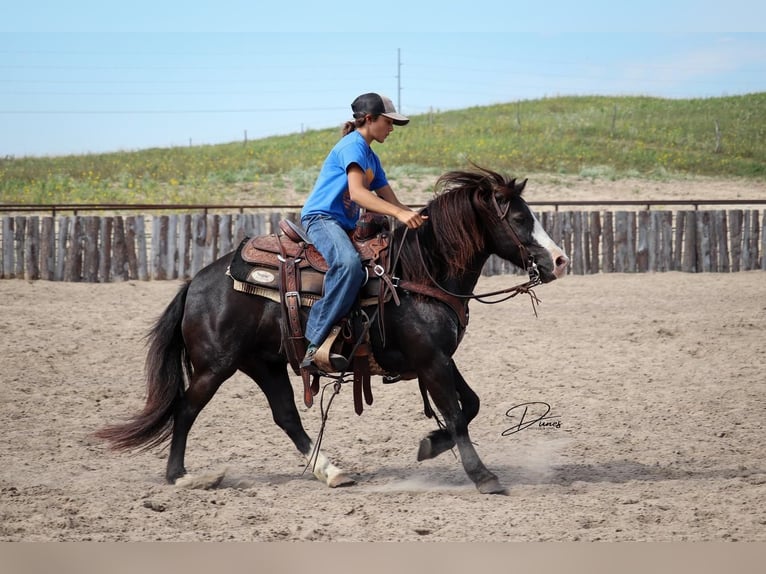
[397,209,428,229]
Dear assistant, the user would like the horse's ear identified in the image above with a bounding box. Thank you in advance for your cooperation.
[501,177,527,198]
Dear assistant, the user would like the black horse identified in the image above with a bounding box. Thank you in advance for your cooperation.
[97,166,569,494]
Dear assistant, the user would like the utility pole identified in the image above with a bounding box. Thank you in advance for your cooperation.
[396,48,402,112]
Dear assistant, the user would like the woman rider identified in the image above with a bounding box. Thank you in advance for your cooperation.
[299,92,427,373]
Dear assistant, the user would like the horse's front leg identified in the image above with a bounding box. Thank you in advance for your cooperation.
[417,361,481,460]
[420,360,506,495]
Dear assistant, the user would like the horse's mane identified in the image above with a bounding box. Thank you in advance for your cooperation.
[398,166,525,284]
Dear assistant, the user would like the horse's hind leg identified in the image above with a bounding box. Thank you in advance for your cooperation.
[241,360,354,488]
[166,367,232,484]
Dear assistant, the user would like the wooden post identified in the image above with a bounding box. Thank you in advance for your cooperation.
[761,210,766,270]
[83,216,100,282]
[661,212,673,271]
[582,211,592,274]
[697,211,712,272]
[627,212,637,272]
[151,216,160,280]
[63,217,83,282]
[40,216,55,280]
[673,211,685,272]
[151,216,168,281]
[742,211,752,271]
[233,213,249,245]
[548,211,560,260]
[167,215,178,279]
[572,211,583,275]
[1,217,13,279]
[24,216,40,281]
[218,214,232,257]
[715,210,729,273]
[125,216,139,280]
[649,211,662,272]
[682,211,697,272]
[241,213,254,238]
[135,216,148,281]
[191,214,206,277]
[562,212,573,272]
[637,211,649,272]
[252,213,266,237]
[749,210,761,270]
[729,210,743,272]
[205,214,219,268]
[269,211,282,236]
[614,212,628,272]
[602,211,614,273]
[112,216,129,281]
[589,212,601,274]
[178,214,191,279]
[709,210,719,272]
[14,216,26,278]
[98,217,113,283]
[56,216,69,281]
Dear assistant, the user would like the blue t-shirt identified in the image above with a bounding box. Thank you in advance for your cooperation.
[301,130,389,231]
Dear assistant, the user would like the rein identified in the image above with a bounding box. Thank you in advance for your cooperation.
[413,232,542,314]
[403,195,544,315]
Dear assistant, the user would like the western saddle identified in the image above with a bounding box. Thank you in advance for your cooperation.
[226,214,402,414]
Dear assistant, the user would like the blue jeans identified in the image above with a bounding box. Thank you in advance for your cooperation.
[301,214,366,346]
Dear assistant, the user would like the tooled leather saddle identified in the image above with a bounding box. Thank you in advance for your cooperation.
[226,214,399,413]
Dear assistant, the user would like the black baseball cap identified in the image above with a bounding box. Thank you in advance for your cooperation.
[351,93,409,125]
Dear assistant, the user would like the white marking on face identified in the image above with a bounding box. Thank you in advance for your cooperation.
[531,212,569,278]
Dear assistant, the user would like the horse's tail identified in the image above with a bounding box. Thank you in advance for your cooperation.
[96,281,191,451]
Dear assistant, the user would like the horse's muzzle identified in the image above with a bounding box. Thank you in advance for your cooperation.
[552,252,570,279]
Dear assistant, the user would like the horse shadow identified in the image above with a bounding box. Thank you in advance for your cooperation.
[185,459,764,492]
[497,459,764,487]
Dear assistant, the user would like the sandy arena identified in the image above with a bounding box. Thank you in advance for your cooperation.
[1,269,763,541]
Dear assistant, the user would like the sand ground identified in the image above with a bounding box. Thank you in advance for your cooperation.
[1,270,764,541]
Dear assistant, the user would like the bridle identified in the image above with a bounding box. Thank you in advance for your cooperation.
[403,192,543,312]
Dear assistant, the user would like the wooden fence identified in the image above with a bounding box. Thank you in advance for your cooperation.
[1,209,764,282]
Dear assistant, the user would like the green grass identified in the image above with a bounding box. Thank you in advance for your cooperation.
[1,93,764,205]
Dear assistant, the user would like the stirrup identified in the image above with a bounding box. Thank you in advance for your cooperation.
[312,326,349,372]
[300,347,319,372]
[300,342,347,373]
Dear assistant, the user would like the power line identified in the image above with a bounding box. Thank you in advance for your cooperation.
[0,106,346,115]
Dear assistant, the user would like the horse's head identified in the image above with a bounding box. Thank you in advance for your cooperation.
[434,167,569,283]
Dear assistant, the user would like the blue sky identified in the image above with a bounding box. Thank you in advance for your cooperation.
[2,2,765,157]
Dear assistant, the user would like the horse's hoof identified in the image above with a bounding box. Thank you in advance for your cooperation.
[174,469,227,490]
[417,435,455,461]
[328,473,356,488]
[477,479,508,495]
[417,437,434,461]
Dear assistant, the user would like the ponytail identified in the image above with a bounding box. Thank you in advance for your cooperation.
[342,116,367,136]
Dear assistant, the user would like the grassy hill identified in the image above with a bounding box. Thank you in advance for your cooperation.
[1,93,764,205]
